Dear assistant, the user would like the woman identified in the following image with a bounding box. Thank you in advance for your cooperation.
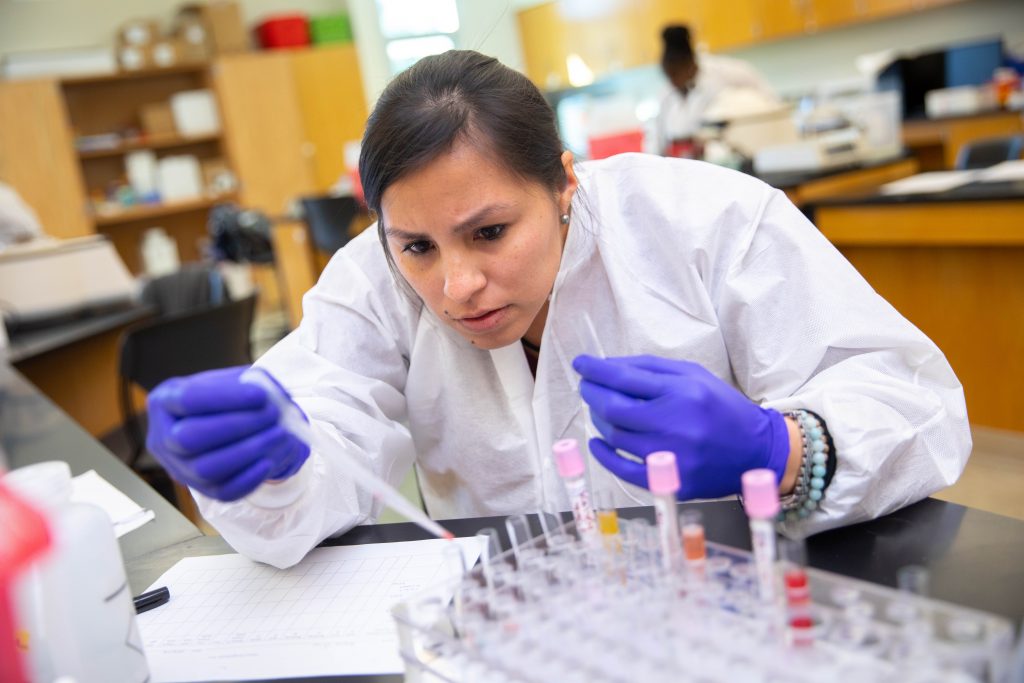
[147,51,969,569]
[655,25,778,157]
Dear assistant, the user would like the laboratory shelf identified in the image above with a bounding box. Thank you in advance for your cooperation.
[91,194,233,227]
[77,132,221,159]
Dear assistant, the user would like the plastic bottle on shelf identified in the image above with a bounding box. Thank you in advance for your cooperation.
[140,226,180,277]
[4,461,150,683]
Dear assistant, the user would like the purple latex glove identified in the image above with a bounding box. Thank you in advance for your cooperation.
[146,366,310,502]
[573,355,790,500]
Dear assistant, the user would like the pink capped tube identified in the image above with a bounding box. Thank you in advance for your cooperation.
[742,468,780,603]
[552,439,598,545]
[647,451,683,573]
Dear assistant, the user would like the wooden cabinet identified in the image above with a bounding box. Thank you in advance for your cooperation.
[0,79,90,240]
[214,52,315,216]
[291,45,369,192]
[517,0,970,88]
[518,3,571,89]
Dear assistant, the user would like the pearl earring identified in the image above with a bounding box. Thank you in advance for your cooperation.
[560,213,570,225]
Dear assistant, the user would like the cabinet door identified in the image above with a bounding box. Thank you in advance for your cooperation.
[697,0,761,51]
[518,3,570,89]
[291,45,369,192]
[214,52,315,215]
[0,79,90,239]
[758,0,813,39]
[808,0,862,30]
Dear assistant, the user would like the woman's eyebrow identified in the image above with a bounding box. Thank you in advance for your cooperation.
[384,202,516,241]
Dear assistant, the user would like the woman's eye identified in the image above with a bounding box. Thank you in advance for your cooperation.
[402,240,433,255]
[476,224,506,241]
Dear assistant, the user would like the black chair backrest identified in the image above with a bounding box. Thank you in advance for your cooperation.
[956,135,1024,170]
[120,294,256,392]
[300,195,359,255]
[141,263,229,317]
[118,294,256,465]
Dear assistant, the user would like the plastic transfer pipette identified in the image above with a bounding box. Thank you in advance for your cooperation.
[242,369,454,541]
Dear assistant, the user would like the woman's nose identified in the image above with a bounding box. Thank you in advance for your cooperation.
[442,256,486,303]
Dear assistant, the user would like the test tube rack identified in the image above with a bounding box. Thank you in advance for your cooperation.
[392,515,1017,683]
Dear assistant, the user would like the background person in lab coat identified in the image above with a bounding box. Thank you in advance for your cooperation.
[656,25,778,157]
[146,51,969,569]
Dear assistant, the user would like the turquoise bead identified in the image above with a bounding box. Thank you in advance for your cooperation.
[812,464,826,478]
[812,452,827,465]
[809,427,823,440]
[811,477,825,490]
[798,509,810,518]
[809,489,823,501]
[804,499,818,510]
[812,439,826,453]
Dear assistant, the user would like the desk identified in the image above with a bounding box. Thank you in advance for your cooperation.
[812,181,1024,432]
[759,157,919,208]
[5,363,1023,681]
[902,110,1024,170]
[9,305,154,437]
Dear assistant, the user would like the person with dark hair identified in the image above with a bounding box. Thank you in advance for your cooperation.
[144,51,968,570]
[656,24,778,157]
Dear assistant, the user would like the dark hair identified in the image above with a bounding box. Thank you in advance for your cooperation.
[661,25,694,69]
[359,50,569,282]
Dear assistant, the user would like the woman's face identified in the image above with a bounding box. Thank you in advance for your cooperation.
[380,139,577,350]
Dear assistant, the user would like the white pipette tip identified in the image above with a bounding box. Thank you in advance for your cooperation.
[242,367,454,542]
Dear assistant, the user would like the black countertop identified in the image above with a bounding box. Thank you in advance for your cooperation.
[5,363,1023,682]
[7,304,154,364]
[809,178,1024,207]
[0,363,202,569]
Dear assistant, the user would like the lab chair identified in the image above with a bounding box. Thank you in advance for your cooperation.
[955,134,1024,170]
[300,195,359,269]
[117,291,257,519]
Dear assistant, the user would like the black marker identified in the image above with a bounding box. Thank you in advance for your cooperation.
[133,586,170,614]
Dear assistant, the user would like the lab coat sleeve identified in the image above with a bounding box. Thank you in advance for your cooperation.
[193,238,418,568]
[715,188,970,535]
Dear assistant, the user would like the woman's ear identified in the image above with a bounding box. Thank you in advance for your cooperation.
[559,150,579,213]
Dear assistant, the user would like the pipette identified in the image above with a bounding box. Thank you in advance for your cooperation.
[242,368,454,541]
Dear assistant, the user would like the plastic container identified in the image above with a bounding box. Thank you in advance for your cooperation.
[310,13,352,45]
[141,227,181,277]
[5,461,150,682]
[588,129,644,160]
[257,15,311,50]
[0,480,51,683]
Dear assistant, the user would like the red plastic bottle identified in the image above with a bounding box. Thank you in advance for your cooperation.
[0,480,51,683]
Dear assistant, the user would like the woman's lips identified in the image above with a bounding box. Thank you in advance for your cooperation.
[456,305,510,332]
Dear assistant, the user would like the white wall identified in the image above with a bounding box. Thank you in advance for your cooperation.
[727,0,1024,96]
[0,0,348,57]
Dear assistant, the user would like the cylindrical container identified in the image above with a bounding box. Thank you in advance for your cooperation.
[5,462,150,683]
[680,508,707,580]
[552,439,599,546]
[742,468,780,604]
[780,535,813,647]
[140,226,180,277]
[646,451,682,574]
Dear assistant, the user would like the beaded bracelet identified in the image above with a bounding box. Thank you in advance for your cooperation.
[779,409,836,522]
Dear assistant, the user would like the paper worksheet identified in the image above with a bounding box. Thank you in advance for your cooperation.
[71,469,155,537]
[137,537,483,682]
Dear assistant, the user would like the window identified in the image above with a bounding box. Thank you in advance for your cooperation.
[376,0,460,75]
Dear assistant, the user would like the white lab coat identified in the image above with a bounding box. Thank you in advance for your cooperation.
[196,155,970,569]
[655,53,778,151]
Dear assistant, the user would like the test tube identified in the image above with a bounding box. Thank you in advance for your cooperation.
[476,527,501,603]
[779,535,813,647]
[646,451,683,574]
[680,509,707,581]
[593,489,622,555]
[552,439,600,547]
[741,468,780,604]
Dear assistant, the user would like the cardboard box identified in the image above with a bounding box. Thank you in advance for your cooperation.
[178,1,248,54]
[140,102,177,136]
[118,19,160,47]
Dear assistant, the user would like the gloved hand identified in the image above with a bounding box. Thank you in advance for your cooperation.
[146,366,311,502]
[573,355,790,500]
